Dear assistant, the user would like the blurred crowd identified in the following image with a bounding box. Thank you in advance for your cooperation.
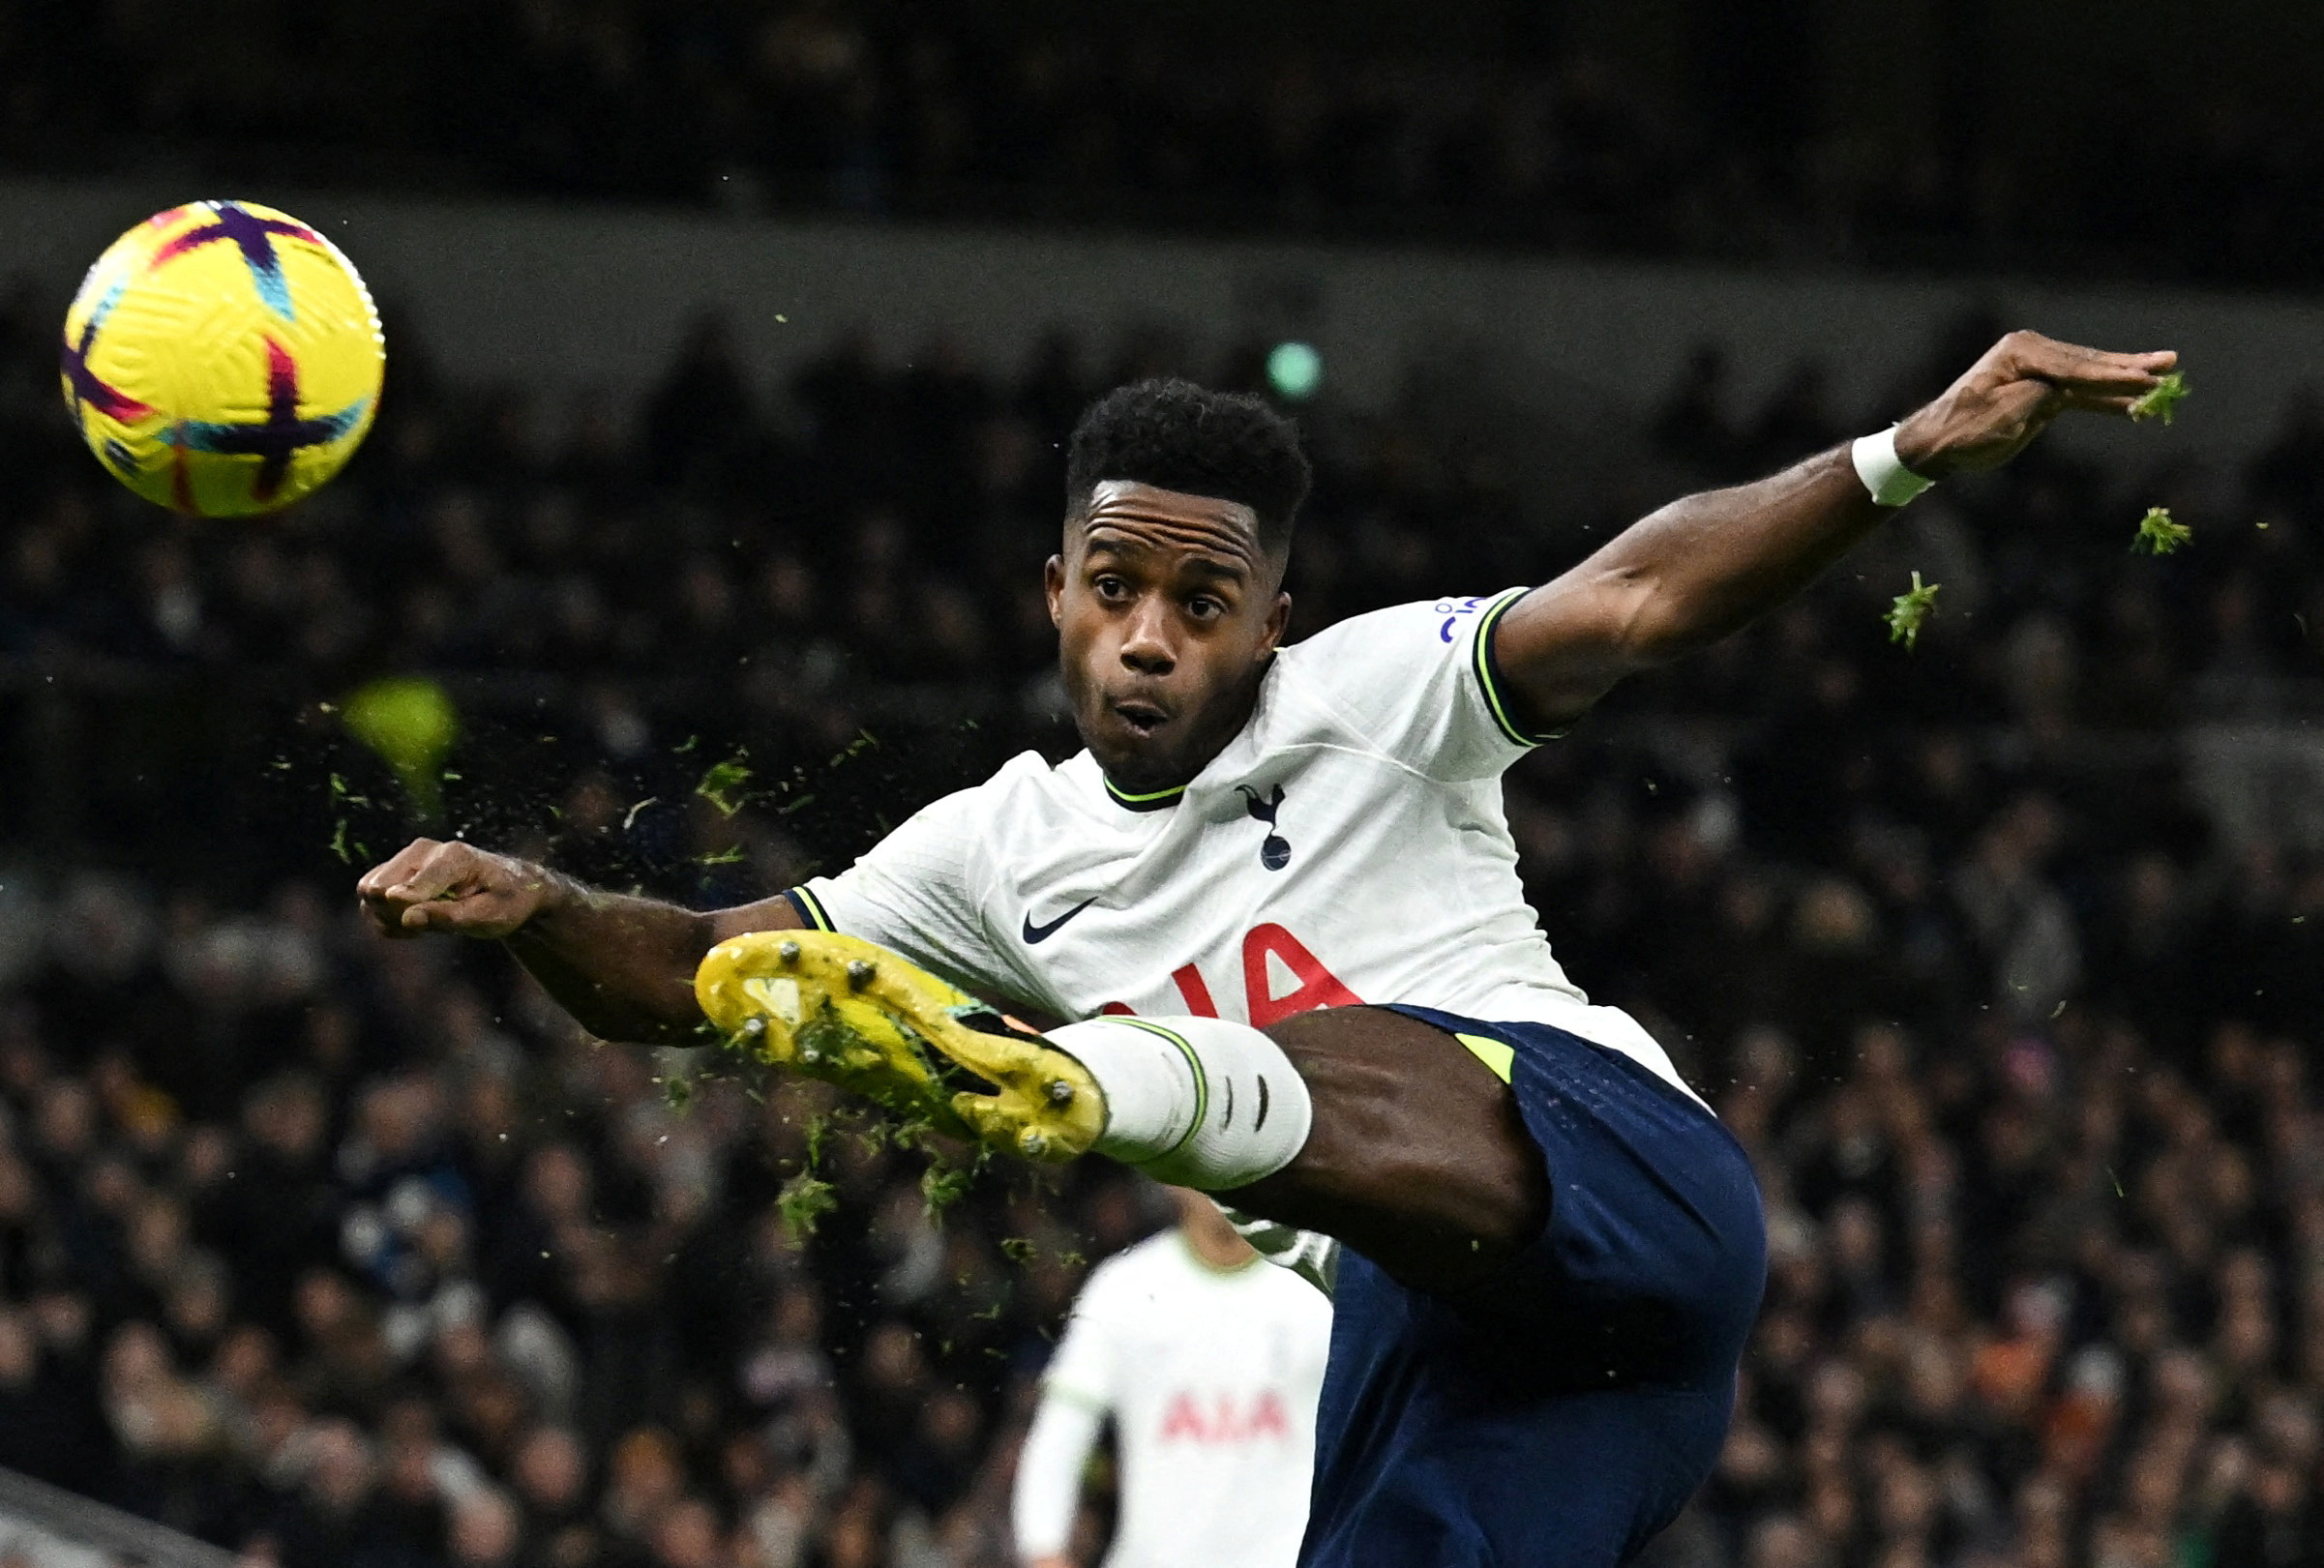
[5,1,2322,284]
[7,272,2324,1568]
[0,868,1150,1568]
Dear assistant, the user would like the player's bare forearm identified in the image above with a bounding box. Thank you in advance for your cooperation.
[1504,447,1880,716]
[356,838,801,1045]
[1495,330,2176,731]
[515,882,810,1042]
[504,883,726,1044]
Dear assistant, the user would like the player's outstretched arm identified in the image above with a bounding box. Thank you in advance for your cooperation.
[1492,331,2177,733]
[356,839,802,1044]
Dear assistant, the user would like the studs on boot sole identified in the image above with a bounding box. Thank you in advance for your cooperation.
[778,940,800,963]
[846,960,875,989]
[1045,1080,1075,1106]
[1018,1129,1048,1157]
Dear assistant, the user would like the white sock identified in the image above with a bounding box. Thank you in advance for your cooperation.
[1044,1015,1313,1190]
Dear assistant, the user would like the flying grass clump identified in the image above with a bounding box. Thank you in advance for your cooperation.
[921,1153,985,1221]
[2132,506,2191,555]
[776,1172,837,1240]
[771,1111,839,1240]
[2129,371,2189,426]
[697,755,753,815]
[1885,572,1941,651]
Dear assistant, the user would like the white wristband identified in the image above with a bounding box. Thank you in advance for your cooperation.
[1851,426,1935,508]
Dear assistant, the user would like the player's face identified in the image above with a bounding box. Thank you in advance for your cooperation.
[1047,481,1291,792]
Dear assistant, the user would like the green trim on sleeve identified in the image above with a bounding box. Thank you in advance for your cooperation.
[1471,588,1567,748]
[783,885,836,932]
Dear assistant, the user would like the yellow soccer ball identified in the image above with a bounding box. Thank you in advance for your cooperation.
[60,200,385,517]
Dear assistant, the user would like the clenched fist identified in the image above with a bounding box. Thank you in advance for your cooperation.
[357,839,564,939]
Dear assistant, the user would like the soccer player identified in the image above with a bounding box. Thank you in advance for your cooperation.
[1011,1185,1332,1568]
[359,330,2175,1565]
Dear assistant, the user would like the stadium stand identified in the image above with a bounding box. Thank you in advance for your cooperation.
[5,273,2324,1568]
[3,3,2321,286]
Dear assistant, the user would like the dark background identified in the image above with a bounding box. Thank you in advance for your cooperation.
[4,6,2324,1568]
[7,0,2324,283]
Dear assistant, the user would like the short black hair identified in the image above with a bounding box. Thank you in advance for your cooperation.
[1063,378,1312,558]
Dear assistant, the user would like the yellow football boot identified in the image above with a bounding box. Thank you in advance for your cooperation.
[695,931,1104,1163]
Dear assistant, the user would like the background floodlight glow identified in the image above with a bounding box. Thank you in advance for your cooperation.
[1267,341,1323,400]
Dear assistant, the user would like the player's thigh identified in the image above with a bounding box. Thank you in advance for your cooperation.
[1223,1005,1549,1294]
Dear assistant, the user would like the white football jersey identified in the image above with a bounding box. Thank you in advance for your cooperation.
[790,589,1694,1098]
[1039,1230,1334,1568]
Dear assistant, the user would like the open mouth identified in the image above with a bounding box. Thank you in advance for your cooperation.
[1110,698,1170,738]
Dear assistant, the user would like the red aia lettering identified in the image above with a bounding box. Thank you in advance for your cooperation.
[1241,923,1361,1026]
[1160,1390,1207,1441]
[1158,1389,1296,1443]
[1104,928,1359,1023]
[1170,962,1221,1018]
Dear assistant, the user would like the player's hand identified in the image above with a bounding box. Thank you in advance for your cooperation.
[356,839,560,940]
[1894,331,2177,478]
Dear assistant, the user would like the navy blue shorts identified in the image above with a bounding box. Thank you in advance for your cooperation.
[1299,1007,1768,1568]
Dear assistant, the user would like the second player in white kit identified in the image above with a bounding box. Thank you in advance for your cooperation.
[1012,1187,1333,1568]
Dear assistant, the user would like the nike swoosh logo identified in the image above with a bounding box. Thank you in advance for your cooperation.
[1022,898,1099,944]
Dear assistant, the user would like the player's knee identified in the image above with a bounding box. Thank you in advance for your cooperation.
[1260,1009,1549,1264]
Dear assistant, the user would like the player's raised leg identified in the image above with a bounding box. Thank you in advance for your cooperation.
[697,926,1768,1566]
[698,928,1551,1294]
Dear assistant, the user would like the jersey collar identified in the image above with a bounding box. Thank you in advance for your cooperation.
[1102,776,1186,813]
